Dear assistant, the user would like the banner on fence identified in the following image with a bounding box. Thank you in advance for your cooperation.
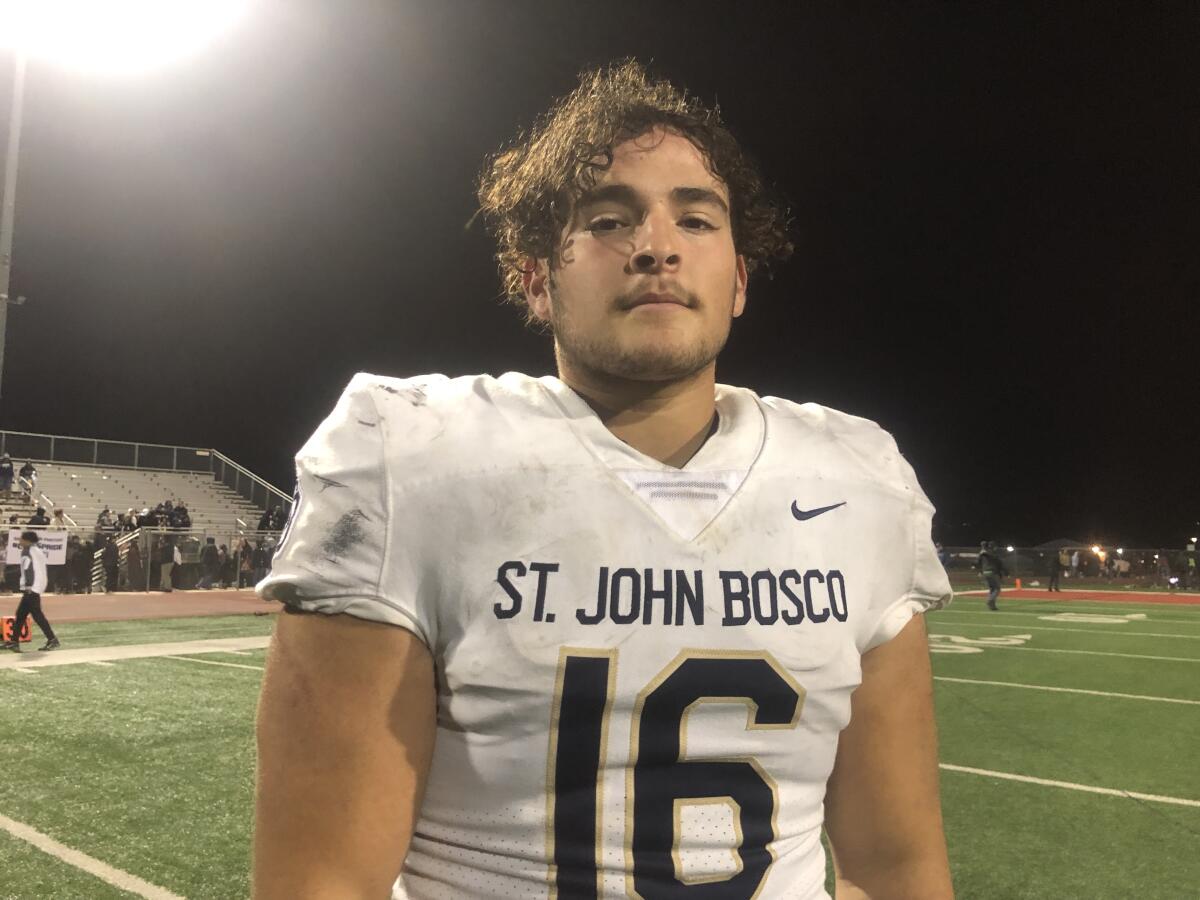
[5,530,68,565]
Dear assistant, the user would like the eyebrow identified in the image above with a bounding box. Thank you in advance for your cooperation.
[575,183,729,215]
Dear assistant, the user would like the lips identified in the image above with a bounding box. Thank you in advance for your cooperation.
[629,291,688,309]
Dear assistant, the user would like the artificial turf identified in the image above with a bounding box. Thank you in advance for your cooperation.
[0,599,1195,899]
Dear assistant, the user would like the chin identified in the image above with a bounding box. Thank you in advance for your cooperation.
[600,344,719,382]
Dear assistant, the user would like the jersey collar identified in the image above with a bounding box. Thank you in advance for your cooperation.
[537,376,766,473]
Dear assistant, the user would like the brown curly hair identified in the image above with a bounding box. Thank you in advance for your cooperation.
[475,59,794,323]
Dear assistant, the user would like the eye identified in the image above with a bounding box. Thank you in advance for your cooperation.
[585,217,626,233]
[681,216,715,230]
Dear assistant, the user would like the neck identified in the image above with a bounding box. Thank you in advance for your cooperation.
[557,356,718,468]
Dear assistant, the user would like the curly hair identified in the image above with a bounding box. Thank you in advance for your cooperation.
[475,59,794,323]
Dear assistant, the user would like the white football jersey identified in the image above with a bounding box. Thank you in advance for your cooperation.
[259,372,952,899]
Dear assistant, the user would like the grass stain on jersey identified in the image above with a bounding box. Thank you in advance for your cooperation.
[321,509,369,561]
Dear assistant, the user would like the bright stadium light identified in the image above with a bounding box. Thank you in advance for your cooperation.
[1116,548,1124,555]
[1005,545,1014,552]
[1091,545,1101,554]
[0,0,248,74]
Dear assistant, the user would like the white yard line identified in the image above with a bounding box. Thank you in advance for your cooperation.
[164,656,264,672]
[927,619,1200,640]
[934,608,1200,625]
[926,636,1200,664]
[934,675,1200,705]
[0,636,271,671]
[0,812,185,899]
[939,764,1200,808]
[956,589,1200,600]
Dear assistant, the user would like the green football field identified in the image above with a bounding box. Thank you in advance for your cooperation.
[1,596,1197,899]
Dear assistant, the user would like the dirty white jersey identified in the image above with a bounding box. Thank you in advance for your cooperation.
[258,372,951,899]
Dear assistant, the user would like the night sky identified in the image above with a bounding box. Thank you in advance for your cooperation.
[0,1,1196,547]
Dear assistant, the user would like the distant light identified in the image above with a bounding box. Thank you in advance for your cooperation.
[1169,576,1180,585]
[1116,548,1124,555]
[1154,554,1160,560]
[1192,538,1199,544]
[1006,545,1014,552]
[0,0,249,74]
[1091,545,1101,554]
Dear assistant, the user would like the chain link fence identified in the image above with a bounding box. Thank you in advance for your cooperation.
[940,545,1199,592]
[0,525,285,594]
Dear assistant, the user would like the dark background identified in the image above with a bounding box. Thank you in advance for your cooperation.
[0,1,1196,547]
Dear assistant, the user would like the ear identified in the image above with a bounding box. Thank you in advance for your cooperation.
[522,257,553,322]
[731,254,749,318]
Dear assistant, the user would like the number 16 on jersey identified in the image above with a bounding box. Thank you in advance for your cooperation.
[547,647,806,898]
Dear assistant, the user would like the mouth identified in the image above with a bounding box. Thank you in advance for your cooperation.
[627,291,689,310]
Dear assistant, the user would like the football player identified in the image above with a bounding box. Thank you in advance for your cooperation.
[254,60,954,899]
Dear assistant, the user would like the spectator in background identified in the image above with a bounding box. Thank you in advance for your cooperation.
[1070,549,1081,578]
[0,454,12,494]
[269,507,286,530]
[252,538,270,585]
[74,537,94,593]
[96,506,113,532]
[198,537,219,589]
[17,460,36,498]
[123,509,139,533]
[975,540,1007,611]
[50,509,68,530]
[1156,553,1172,587]
[1047,549,1064,592]
[6,514,16,526]
[64,535,80,594]
[27,507,49,527]
[158,538,177,592]
[237,538,255,587]
[218,543,233,588]
[101,537,119,592]
[1,531,59,653]
[258,508,274,531]
[126,540,145,591]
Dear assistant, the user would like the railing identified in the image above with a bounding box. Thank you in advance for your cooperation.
[0,427,291,518]
[211,448,292,519]
[91,527,142,592]
[12,472,77,527]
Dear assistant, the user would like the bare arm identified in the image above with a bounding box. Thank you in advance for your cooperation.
[824,614,953,899]
[253,610,437,899]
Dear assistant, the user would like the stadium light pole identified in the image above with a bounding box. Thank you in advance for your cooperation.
[0,50,27,403]
[0,0,250,405]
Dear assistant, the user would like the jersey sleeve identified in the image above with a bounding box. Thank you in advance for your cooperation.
[257,374,434,647]
[861,449,953,653]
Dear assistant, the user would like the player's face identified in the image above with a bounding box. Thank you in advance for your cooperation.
[526,128,747,382]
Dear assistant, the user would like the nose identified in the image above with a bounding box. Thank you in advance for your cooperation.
[630,207,680,274]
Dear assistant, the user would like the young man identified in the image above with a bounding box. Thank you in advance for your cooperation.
[975,541,1006,611]
[255,61,954,899]
[2,531,60,652]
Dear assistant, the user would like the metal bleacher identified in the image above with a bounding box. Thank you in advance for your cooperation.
[0,429,291,531]
[27,465,265,529]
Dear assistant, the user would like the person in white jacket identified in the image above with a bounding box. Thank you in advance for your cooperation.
[2,531,60,652]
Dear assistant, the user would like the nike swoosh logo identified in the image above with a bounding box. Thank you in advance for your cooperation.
[791,501,847,521]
